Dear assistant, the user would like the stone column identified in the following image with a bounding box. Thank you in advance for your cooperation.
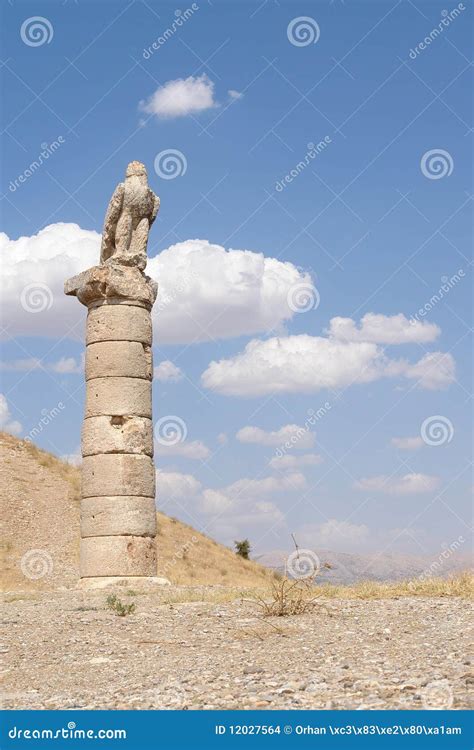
[65,263,158,581]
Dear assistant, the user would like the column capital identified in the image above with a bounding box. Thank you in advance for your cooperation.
[64,261,158,310]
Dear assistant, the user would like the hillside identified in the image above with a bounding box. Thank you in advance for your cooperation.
[0,432,276,591]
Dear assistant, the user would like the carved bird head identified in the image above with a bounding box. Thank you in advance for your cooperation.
[126,161,147,179]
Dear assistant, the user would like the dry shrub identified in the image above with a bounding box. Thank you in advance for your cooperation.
[252,575,320,617]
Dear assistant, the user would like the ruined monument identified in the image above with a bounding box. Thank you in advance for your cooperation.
[65,161,160,582]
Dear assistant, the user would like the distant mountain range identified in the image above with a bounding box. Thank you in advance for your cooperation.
[255,547,471,585]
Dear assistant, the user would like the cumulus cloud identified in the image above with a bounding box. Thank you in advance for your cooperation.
[236,424,315,450]
[354,473,440,495]
[155,439,210,460]
[1,223,98,340]
[0,394,22,435]
[391,436,424,451]
[327,313,440,344]
[1,355,83,374]
[1,225,311,345]
[140,74,217,119]
[386,352,455,390]
[155,468,302,536]
[157,471,202,501]
[154,360,183,382]
[149,239,310,344]
[49,356,83,374]
[201,335,455,396]
[299,519,369,549]
[269,453,323,470]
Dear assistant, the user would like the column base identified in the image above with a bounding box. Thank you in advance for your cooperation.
[78,576,171,590]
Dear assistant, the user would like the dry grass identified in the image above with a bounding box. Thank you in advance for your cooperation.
[249,576,321,616]
[155,512,277,587]
[316,571,473,599]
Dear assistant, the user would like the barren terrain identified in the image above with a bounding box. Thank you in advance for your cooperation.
[2,589,472,710]
[1,433,472,711]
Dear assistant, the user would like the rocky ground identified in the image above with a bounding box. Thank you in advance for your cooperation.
[2,588,472,710]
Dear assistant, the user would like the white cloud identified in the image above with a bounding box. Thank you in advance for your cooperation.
[140,74,217,119]
[156,468,303,531]
[236,424,315,450]
[201,488,233,514]
[327,313,440,344]
[201,335,455,396]
[157,471,202,501]
[155,440,210,460]
[391,436,424,451]
[60,449,81,466]
[269,453,323,470]
[389,352,456,390]
[299,519,369,548]
[49,355,83,374]
[354,473,440,495]
[154,360,183,382]
[1,224,98,340]
[149,239,310,344]
[223,472,306,502]
[228,89,243,100]
[0,394,22,435]
[2,226,311,345]
[217,432,228,445]
[1,358,42,371]
[1,355,83,374]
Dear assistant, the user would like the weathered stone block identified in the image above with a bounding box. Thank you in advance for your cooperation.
[80,535,157,577]
[82,415,153,456]
[85,377,152,418]
[82,454,155,498]
[86,305,152,345]
[64,262,157,309]
[86,341,152,380]
[81,496,157,537]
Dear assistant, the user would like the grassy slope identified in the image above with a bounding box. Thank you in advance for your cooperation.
[0,432,277,590]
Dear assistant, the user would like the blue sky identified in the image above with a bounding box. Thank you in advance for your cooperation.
[1,0,472,561]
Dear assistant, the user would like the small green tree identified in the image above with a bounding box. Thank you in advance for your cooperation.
[234,539,251,559]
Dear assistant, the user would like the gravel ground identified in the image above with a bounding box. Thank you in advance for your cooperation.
[2,589,472,710]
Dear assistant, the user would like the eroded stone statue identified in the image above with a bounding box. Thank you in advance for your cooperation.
[65,160,162,585]
[100,160,160,270]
